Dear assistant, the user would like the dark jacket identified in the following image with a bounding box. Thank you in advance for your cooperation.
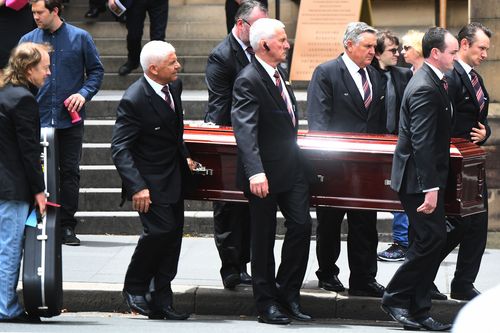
[231,60,305,193]
[307,56,386,134]
[0,83,45,202]
[111,77,190,204]
[446,60,491,145]
[391,63,453,193]
[205,32,251,125]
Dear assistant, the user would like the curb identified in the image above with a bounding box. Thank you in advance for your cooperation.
[20,284,466,322]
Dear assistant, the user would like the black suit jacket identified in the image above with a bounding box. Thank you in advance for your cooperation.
[111,77,190,204]
[379,66,413,134]
[205,33,250,125]
[0,83,45,202]
[391,63,453,194]
[231,60,304,193]
[446,60,491,145]
[307,56,386,133]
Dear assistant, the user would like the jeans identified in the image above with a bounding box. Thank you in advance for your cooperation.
[392,212,409,247]
[0,200,29,319]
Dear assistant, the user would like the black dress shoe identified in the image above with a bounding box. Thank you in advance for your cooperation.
[222,273,241,289]
[318,275,345,292]
[118,62,139,76]
[240,271,252,285]
[430,285,448,300]
[451,287,480,301]
[280,301,313,322]
[258,304,291,325]
[148,306,190,320]
[84,6,105,19]
[0,312,41,323]
[380,304,421,329]
[415,316,452,331]
[349,281,385,297]
[122,290,151,316]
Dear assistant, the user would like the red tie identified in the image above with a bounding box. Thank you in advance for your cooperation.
[161,85,175,111]
[441,77,448,92]
[470,70,485,113]
[273,70,296,126]
[358,68,372,109]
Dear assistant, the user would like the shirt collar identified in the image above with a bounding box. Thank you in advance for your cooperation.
[424,61,445,80]
[143,73,166,98]
[255,55,279,80]
[457,59,473,76]
[342,53,363,77]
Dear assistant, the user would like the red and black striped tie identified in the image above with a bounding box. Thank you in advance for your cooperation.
[358,68,372,109]
[274,70,296,126]
[470,70,485,113]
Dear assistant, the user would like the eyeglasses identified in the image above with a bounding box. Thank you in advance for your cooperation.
[241,18,251,26]
[403,45,413,52]
[386,48,399,55]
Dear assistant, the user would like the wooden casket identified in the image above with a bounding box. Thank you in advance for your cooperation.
[184,125,486,217]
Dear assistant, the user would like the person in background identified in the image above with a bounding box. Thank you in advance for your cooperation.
[0,42,50,323]
[20,0,104,246]
[0,0,35,72]
[371,30,412,262]
[225,0,267,34]
[401,30,425,73]
[205,0,268,290]
[84,0,106,18]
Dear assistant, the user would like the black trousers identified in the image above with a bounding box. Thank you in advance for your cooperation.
[439,183,488,291]
[248,173,311,313]
[315,207,378,288]
[126,0,168,65]
[124,200,184,309]
[383,191,447,318]
[88,0,105,9]
[57,124,84,230]
[224,0,268,33]
[213,201,251,279]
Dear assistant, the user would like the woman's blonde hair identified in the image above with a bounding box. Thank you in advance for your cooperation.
[0,42,52,88]
[402,30,424,56]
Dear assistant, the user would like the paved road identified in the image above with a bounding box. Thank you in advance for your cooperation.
[0,313,402,333]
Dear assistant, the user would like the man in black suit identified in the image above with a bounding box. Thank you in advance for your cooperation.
[225,0,268,34]
[205,0,267,289]
[381,27,458,331]
[372,30,412,262]
[307,22,386,297]
[438,22,492,301]
[108,0,169,76]
[111,41,196,320]
[231,18,312,325]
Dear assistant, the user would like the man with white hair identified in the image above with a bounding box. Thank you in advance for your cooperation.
[231,18,313,325]
[307,22,386,298]
[111,40,197,321]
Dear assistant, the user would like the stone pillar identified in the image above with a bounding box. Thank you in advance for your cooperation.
[470,1,500,230]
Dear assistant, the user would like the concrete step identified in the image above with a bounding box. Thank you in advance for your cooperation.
[101,55,208,73]
[94,39,220,56]
[100,72,207,90]
[74,21,227,39]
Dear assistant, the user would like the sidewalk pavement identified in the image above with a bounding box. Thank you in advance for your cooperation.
[24,235,500,322]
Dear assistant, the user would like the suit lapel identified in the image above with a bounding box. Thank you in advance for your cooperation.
[279,67,298,128]
[338,58,366,116]
[454,61,480,110]
[229,33,250,69]
[142,77,176,128]
[423,64,452,122]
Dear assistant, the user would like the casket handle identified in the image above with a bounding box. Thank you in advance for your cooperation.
[193,163,213,176]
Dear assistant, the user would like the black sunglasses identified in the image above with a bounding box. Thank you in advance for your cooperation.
[386,48,399,55]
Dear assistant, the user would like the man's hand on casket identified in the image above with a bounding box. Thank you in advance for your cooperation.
[132,189,152,213]
[250,173,269,198]
[417,190,438,215]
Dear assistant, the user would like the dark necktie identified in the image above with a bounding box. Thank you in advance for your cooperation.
[161,85,175,111]
[384,71,397,133]
[273,70,295,126]
[441,77,448,92]
[246,46,255,56]
[358,68,372,109]
[470,70,485,113]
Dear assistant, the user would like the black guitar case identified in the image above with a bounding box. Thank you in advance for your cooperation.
[22,127,62,317]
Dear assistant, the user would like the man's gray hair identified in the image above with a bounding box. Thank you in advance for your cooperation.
[235,0,268,22]
[249,18,285,51]
[140,41,176,71]
[342,22,377,48]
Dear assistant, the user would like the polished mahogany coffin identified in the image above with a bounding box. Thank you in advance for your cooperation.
[184,125,486,217]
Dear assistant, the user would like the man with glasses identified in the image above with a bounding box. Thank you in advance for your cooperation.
[204,0,268,290]
[371,31,412,262]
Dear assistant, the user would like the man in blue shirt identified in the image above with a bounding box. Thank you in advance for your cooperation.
[21,0,104,245]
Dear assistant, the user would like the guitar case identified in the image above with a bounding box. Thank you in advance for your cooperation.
[22,127,62,317]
